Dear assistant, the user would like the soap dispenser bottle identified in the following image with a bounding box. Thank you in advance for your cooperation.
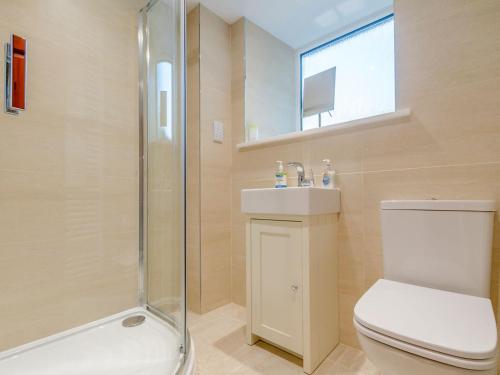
[321,159,336,189]
[275,161,288,188]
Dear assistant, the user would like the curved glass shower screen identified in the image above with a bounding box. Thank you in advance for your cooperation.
[139,0,187,356]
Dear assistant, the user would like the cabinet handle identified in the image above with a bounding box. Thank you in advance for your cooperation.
[290,285,299,292]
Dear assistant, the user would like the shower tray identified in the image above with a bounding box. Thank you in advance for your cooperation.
[0,308,194,375]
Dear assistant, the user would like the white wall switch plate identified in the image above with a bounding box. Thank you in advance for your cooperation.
[213,121,224,143]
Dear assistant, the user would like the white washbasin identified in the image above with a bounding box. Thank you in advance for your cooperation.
[241,187,341,216]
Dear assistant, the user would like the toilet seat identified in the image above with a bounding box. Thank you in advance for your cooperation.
[354,279,497,370]
[354,319,496,370]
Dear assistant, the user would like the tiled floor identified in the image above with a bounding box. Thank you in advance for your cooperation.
[188,303,380,375]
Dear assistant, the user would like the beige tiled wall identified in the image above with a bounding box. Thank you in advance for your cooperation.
[187,5,233,313]
[231,0,500,348]
[230,18,246,306]
[0,0,143,351]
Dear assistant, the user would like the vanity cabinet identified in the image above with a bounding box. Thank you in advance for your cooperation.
[250,219,303,354]
[246,214,339,374]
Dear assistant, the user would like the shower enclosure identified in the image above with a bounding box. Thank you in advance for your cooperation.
[0,0,192,373]
[138,0,192,371]
[138,0,192,368]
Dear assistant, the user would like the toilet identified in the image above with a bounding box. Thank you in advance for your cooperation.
[354,200,498,375]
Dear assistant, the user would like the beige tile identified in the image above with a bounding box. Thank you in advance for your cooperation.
[396,0,500,103]
[233,142,308,184]
[231,253,246,306]
[339,293,361,349]
[0,170,65,245]
[200,7,232,95]
[190,303,378,375]
[0,0,141,350]
[336,174,364,215]
[187,5,233,313]
[303,133,363,175]
[338,233,365,298]
[363,236,384,291]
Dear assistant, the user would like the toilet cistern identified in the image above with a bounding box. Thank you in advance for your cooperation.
[353,199,497,375]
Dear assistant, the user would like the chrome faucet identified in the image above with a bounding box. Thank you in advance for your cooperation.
[287,162,306,187]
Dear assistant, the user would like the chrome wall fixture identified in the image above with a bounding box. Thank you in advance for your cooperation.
[4,34,27,115]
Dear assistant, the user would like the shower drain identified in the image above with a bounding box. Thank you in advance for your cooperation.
[122,315,146,327]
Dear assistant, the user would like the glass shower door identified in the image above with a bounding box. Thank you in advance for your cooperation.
[139,0,186,356]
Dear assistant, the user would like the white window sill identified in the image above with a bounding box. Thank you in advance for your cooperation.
[237,108,411,151]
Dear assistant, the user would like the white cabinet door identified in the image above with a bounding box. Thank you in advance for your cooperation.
[251,219,303,354]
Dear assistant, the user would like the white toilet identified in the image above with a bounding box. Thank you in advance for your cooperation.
[354,200,498,375]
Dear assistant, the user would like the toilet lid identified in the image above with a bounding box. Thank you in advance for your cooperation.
[354,279,497,360]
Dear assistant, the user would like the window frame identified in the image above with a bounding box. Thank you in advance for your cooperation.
[299,13,395,131]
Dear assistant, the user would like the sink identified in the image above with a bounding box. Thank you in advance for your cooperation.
[241,187,341,216]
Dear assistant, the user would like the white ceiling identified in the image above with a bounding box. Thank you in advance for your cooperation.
[186,0,393,49]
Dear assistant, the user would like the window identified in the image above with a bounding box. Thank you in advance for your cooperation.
[156,61,173,140]
[301,15,395,130]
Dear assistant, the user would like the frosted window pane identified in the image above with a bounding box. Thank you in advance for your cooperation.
[157,61,173,140]
[302,115,319,130]
[301,16,395,128]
